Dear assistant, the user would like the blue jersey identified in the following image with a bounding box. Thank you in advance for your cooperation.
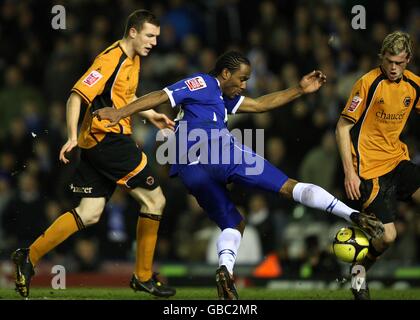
[164,73,244,175]
[163,73,244,131]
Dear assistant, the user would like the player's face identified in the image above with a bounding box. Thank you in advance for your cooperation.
[223,63,251,99]
[133,22,160,57]
[381,51,409,81]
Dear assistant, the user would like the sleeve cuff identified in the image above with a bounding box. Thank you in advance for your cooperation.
[163,88,176,107]
[340,113,357,123]
[71,88,91,104]
[231,96,245,114]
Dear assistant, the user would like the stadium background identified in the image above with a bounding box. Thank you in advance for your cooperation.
[0,0,419,295]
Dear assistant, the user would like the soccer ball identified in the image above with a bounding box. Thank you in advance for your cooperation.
[333,226,369,263]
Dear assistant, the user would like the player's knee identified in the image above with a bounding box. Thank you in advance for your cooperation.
[75,205,103,226]
[375,225,397,250]
[142,190,166,214]
[381,228,397,247]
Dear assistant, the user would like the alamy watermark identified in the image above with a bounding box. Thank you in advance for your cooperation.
[155,122,265,175]
[51,265,66,289]
[351,264,366,291]
[351,5,366,30]
[51,5,66,30]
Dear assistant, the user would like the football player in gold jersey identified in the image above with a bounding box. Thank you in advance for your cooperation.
[11,10,176,298]
[336,31,420,300]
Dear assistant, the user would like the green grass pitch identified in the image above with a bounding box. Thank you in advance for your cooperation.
[1,287,420,300]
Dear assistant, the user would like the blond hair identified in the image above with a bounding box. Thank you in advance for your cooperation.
[380,31,412,59]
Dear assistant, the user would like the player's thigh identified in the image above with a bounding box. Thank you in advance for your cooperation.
[394,160,420,202]
[178,164,243,230]
[84,133,159,190]
[71,149,117,200]
[128,186,166,214]
[361,174,397,224]
[229,157,289,194]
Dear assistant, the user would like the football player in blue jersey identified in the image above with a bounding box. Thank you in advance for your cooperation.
[94,51,384,300]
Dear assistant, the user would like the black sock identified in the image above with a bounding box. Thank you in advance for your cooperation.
[361,239,384,272]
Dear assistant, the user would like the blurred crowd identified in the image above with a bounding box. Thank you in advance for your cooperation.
[0,0,419,277]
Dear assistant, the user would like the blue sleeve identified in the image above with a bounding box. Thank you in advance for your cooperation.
[224,95,244,114]
[163,75,210,107]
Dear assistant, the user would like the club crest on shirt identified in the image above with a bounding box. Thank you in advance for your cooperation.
[347,95,362,112]
[82,70,103,87]
[185,76,207,91]
[403,96,411,107]
[146,176,155,186]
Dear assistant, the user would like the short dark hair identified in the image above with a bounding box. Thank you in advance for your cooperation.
[209,51,250,76]
[124,9,159,38]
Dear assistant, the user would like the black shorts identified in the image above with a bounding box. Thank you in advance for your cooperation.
[71,133,159,200]
[359,160,420,224]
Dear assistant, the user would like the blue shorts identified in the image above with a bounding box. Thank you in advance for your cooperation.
[175,141,288,229]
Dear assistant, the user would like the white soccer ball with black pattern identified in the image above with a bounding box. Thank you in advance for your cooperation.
[333,226,369,263]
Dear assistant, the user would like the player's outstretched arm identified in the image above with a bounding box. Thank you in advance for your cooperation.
[238,70,326,113]
[140,109,175,131]
[93,90,169,127]
[133,94,175,131]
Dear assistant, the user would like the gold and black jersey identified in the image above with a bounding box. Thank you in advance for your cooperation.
[341,67,419,180]
[71,41,140,149]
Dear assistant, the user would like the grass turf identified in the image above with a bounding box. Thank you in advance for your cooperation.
[1,287,420,300]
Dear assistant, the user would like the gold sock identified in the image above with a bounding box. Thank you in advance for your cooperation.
[29,210,84,266]
[135,213,160,282]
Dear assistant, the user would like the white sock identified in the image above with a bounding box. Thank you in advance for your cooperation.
[216,228,242,275]
[292,182,355,222]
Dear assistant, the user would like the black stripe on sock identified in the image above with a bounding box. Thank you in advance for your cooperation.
[139,212,162,221]
[218,249,236,258]
[71,209,85,230]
